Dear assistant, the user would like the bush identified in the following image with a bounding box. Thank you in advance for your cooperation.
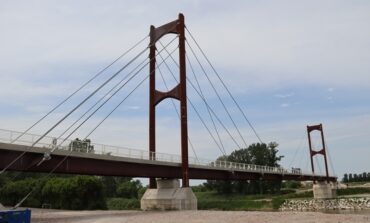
[137,187,147,199]
[283,181,301,189]
[337,187,370,196]
[0,178,46,207]
[116,180,142,199]
[0,175,106,210]
[280,189,296,195]
[42,176,106,210]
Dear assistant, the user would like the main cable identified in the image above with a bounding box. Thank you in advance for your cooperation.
[185,27,263,144]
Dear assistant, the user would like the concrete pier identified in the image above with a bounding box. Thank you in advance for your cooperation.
[141,179,197,210]
[313,181,337,199]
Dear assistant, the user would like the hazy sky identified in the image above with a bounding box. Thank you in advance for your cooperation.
[0,0,369,182]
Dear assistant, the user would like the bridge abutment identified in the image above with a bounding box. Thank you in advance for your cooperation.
[141,179,197,210]
[313,181,337,199]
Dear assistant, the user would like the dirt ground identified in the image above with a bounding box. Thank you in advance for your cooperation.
[30,209,370,223]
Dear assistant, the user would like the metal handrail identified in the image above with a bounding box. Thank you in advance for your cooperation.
[0,128,331,177]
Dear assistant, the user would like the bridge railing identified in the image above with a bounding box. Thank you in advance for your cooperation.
[0,128,321,176]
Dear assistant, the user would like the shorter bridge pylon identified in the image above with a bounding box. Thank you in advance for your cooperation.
[307,123,337,199]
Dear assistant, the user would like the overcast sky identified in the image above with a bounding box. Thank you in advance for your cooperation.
[0,0,369,182]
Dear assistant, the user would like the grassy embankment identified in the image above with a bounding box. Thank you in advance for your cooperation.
[106,187,370,211]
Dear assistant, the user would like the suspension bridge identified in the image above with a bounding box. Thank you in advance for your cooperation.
[0,13,337,210]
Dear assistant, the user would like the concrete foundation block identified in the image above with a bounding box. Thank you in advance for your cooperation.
[141,179,197,210]
[313,182,337,199]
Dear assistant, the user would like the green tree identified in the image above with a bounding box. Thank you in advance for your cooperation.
[206,142,283,195]
[116,180,142,199]
[41,176,106,210]
[354,174,358,182]
[342,173,348,183]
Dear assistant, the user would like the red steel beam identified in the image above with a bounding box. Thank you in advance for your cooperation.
[0,148,337,182]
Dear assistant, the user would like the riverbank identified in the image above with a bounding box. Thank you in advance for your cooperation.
[281,197,370,211]
[30,209,370,223]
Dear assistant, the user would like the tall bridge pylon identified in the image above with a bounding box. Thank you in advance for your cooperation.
[148,13,189,188]
[307,123,330,182]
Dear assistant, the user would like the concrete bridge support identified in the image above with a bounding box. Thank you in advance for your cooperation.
[141,179,197,210]
[313,181,337,199]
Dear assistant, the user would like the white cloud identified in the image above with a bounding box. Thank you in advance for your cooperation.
[280,103,290,108]
[274,92,295,98]
[327,88,335,92]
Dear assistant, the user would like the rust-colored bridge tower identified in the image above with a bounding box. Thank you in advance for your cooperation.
[307,124,330,182]
[148,14,189,188]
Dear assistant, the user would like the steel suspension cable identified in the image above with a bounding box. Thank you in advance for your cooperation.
[324,141,336,176]
[85,46,178,139]
[0,46,148,174]
[37,41,179,165]
[288,132,306,168]
[156,52,235,153]
[11,44,179,180]
[186,77,242,150]
[185,27,263,144]
[160,40,228,155]
[185,40,248,148]
[1,36,178,174]
[156,66,199,161]
[13,68,151,210]
[58,39,178,143]
[10,35,149,145]
[58,58,147,141]
[186,54,227,155]
[157,42,242,150]
[156,50,226,156]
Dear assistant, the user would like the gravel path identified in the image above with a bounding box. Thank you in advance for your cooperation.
[31,209,370,223]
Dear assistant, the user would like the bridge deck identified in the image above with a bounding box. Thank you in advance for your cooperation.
[0,142,336,182]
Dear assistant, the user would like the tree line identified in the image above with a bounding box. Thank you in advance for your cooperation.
[342,172,370,183]
[0,173,144,210]
[204,142,284,194]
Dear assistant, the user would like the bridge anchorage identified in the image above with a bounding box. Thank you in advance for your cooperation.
[0,13,338,211]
